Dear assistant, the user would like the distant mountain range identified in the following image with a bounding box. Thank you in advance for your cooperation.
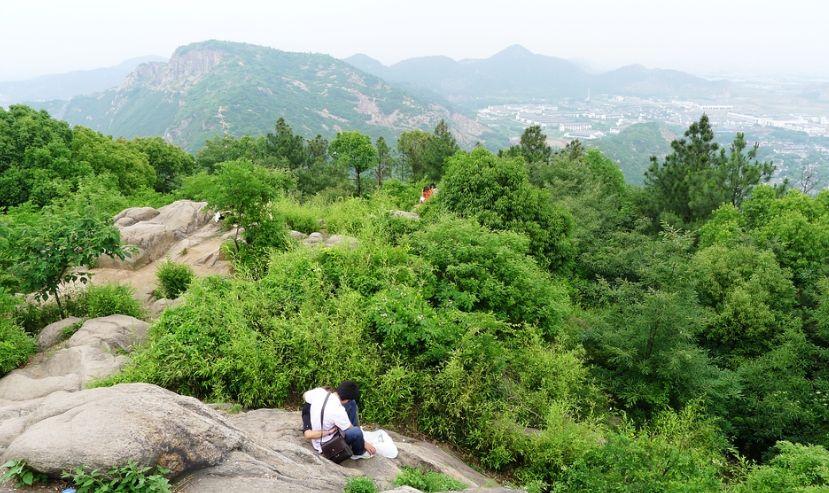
[345,45,731,107]
[14,41,737,153]
[0,56,165,105]
[32,41,494,151]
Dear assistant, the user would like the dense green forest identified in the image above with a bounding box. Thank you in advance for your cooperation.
[2,104,829,492]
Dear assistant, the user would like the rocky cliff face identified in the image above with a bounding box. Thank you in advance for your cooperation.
[123,47,225,91]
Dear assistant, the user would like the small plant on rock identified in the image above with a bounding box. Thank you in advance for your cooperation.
[394,467,466,492]
[156,260,194,299]
[61,320,84,341]
[344,476,379,493]
[62,462,170,493]
[1,459,47,488]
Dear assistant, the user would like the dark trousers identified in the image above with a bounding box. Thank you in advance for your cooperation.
[341,400,364,455]
[343,400,359,427]
[343,426,365,455]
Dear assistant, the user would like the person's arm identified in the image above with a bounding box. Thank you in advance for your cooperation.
[304,428,334,440]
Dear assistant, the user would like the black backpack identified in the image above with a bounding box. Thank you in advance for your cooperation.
[319,392,353,463]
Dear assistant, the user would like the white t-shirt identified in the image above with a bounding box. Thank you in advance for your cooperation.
[303,387,352,452]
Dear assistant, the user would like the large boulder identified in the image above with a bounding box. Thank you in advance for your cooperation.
[98,200,211,270]
[113,207,159,227]
[0,384,244,477]
[0,316,148,403]
[36,317,82,350]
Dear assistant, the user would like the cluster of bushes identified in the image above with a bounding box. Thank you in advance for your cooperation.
[1,459,169,493]
[5,106,829,492]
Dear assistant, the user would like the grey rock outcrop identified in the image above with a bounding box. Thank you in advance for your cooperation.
[98,200,212,270]
[0,315,148,403]
[113,206,160,227]
[301,231,359,249]
[390,210,420,221]
[36,317,82,350]
[0,384,243,477]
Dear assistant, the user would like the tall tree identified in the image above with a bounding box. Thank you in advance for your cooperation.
[375,136,391,187]
[424,119,460,180]
[265,118,306,169]
[305,134,329,166]
[645,114,774,225]
[330,131,377,197]
[397,130,431,180]
[3,203,125,317]
[719,132,775,208]
[520,125,552,163]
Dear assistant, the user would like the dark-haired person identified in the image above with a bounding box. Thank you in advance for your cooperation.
[301,381,375,459]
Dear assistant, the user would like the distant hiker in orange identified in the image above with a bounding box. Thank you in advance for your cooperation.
[419,183,437,204]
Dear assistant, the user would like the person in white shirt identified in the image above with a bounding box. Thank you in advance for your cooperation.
[302,381,376,459]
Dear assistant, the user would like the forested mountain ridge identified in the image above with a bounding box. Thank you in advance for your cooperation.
[36,40,495,151]
[345,44,731,107]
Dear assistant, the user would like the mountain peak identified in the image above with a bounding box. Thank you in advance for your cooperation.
[492,44,534,58]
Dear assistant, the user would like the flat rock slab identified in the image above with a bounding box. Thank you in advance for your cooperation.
[0,315,148,403]
[0,384,244,477]
[226,409,490,490]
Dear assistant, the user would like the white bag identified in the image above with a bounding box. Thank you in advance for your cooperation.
[362,429,398,459]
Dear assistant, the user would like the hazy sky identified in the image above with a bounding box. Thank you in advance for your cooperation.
[2,0,827,80]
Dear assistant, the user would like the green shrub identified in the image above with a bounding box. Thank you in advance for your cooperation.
[77,284,144,319]
[409,217,570,338]
[13,296,80,333]
[156,260,194,299]
[435,147,574,271]
[1,459,47,488]
[344,476,379,493]
[554,407,726,493]
[62,462,170,493]
[731,441,829,493]
[0,320,36,375]
[273,197,321,233]
[394,467,466,492]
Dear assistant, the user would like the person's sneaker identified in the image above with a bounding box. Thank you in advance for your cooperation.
[350,452,373,460]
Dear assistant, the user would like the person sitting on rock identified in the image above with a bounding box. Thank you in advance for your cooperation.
[301,381,376,460]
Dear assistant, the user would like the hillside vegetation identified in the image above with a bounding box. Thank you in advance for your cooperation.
[2,106,829,492]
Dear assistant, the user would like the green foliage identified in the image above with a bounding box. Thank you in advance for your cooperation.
[0,319,36,375]
[344,476,379,493]
[555,407,726,493]
[1,459,47,488]
[435,147,574,270]
[692,244,797,359]
[1,199,125,317]
[500,125,552,164]
[77,284,144,319]
[645,115,775,225]
[128,137,196,193]
[62,462,170,493]
[409,217,569,338]
[156,260,194,299]
[330,131,377,196]
[731,441,829,493]
[394,467,466,492]
[191,159,293,256]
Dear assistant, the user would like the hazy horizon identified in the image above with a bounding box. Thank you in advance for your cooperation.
[2,0,827,81]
